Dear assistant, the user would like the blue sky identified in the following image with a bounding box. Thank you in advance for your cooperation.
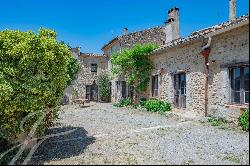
[0,0,249,53]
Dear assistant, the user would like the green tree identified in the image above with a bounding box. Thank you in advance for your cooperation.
[67,57,80,85]
[0,28,73,140]
[97,73,110,102]
[111,44,158,92]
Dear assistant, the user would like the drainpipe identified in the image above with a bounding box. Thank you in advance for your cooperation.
[201,37,212,117]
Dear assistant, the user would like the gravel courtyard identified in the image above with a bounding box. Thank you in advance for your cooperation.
[29,103,249,165]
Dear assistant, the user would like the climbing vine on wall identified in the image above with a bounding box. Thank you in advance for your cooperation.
[111,44,158,92]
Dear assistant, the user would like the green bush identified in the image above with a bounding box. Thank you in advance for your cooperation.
[144,99,171,113]
[239,109,249,131]
[0,28,72,141]
[113,98,133,107]
[139,98,147,107]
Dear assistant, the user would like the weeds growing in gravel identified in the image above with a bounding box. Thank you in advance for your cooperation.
[208,117,228,127]
[239,109,249,131]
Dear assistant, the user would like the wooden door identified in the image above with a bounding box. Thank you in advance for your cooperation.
[174,73,186,108]
[86,85,91,101]
[121,81,127,99]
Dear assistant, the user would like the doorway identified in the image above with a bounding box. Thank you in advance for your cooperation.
[86,82,98,102]
[121,81,127,99]
[174,73,186,108]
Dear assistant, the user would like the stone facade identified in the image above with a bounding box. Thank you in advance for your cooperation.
[102,7,181,102]
[147,22,249,120]
[63,53,109,104]
[66,6,249,121]
[104,12,249,120]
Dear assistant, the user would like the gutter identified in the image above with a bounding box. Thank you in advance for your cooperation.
[201,36,212,117]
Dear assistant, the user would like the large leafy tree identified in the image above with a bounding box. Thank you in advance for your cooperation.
[0,28,73,140]
[67,57,80,85]
[111,44,158,92]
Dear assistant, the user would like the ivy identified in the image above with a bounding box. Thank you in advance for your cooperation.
[111,44,158,92]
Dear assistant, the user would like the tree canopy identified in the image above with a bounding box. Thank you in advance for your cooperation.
[0,28,74,139]
[111,44,158,92]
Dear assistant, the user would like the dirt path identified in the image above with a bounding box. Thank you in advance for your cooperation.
[29,103,249,165]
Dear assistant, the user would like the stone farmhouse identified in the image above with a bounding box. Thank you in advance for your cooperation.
[67,0,249,120]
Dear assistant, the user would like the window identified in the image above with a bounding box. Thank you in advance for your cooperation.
[91,64,97,73]
[230,66,249,104]
[121,81,127,98]
[152,75,158,97]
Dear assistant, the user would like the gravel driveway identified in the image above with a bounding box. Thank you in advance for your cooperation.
[29,103,249,165]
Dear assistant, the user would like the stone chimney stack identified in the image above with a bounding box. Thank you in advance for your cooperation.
[77,46,81,55]
[165,7,180,43]
[229,0,236,20]
[71,46,81,59]
[123,28,129,35]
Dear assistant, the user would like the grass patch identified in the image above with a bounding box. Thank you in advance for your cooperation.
[223,154,241,164]
[239,109,249,131]
[208,117,228,127]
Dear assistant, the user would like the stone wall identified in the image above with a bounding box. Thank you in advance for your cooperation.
[107,26,167,102]
[148,24,249,120]
[64,54,109,104]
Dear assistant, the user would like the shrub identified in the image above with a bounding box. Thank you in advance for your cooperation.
[139,98,147,107]
[239,109,249,131]
[113,98,133,107]
[208,117,228,127]
[144,99,171,113]
[97,73,110,102]
[0,28,72,141]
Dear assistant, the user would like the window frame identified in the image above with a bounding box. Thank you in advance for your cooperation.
[229,65,249,105]
[91,64,98,73]
[152,75,159,97]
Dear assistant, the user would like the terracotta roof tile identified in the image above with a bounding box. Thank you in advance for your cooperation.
[153,14,249,54]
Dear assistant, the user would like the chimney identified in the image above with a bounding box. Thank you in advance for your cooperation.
[77,46,81,56]
[123,28,128,35]
[165,7,180,43]
[229,0,236,20]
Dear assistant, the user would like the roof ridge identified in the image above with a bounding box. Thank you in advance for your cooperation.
[118,25,164,39]
[80,52,105,56]
[154,14,249,53]
[102,25,164,50]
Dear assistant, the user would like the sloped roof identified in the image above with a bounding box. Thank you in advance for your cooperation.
[153,14,249,54]
[79,52,107,58]
[101,26,164,50]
